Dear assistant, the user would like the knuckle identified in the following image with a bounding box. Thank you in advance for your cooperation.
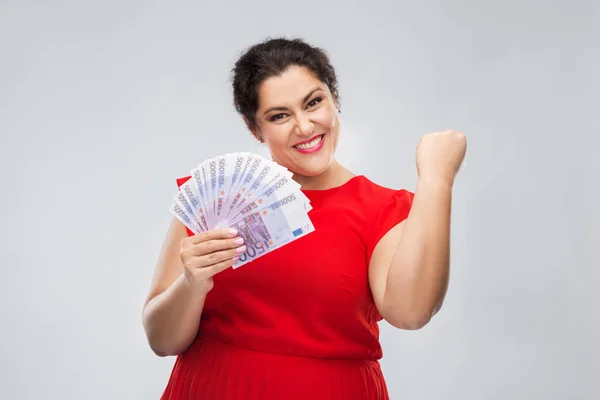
[180,257,190,269]
[205,241,216,253]
[204,279,214,291]
[180,237,191,251]
[180,249,191,263]
[220,251,231,263]
[179,249,189,260]
[201,231,212,242]
[208,253,218,264]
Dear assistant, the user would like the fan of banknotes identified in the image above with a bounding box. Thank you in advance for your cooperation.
[170,152,315,268]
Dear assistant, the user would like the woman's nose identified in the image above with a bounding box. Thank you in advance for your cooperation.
[294,113,315,137]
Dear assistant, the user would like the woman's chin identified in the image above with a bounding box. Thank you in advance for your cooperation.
[288,156,335,178]
[272,144,336,177]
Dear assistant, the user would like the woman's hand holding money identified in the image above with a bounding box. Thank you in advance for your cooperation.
[171,153,314,269]
[180,228,246,293]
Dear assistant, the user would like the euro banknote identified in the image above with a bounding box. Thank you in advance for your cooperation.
[170,152,315,268]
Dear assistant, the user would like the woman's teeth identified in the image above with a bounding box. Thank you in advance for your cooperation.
[295,135,323,150]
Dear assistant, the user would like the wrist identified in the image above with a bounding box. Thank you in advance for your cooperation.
[181,269,213,295]
[417,175,454,192]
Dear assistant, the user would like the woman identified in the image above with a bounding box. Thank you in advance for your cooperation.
[142,37,466,399]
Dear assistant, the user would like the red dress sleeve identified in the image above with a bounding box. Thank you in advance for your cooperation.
[176,175,195,237]
[176,175,192,187]
[365,188,414,263]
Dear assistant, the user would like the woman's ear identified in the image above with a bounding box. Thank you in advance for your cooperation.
[331,98,341,114]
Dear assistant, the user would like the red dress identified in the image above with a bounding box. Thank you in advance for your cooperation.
[161,175,414,400]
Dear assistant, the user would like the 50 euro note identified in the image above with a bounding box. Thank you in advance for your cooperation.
[228,192,314,268]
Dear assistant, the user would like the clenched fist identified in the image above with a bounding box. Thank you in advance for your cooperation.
[416,130,467,186]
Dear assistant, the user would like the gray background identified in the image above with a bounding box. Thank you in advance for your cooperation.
[1,0,598,399]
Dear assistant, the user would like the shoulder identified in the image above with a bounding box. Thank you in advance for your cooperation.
[351,176,414,263]
[353,175,414,208]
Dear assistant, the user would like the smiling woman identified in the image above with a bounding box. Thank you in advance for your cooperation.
[248,65,343,185]
[142,37,467,400]
[232,39,347,189]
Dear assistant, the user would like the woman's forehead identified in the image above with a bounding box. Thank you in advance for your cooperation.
[257,66,325,107]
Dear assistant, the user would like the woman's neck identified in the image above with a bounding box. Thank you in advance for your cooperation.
[292,160,355,191]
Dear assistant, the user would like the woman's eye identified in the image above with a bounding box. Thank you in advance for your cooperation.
[307,97,322,108]
[270,113,286,122]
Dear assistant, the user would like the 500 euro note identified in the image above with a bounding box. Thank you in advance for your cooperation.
[228,192,314,268]
[170,152,314,269]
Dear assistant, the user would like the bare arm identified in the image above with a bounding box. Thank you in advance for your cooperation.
[369,130,465,330]
[142,218,244,356]
[369,179,451,330]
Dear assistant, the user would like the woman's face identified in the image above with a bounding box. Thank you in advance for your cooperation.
[251,65,340,177]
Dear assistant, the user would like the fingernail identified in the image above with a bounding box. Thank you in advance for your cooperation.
[228,228,238,236]
[232,256,240,261]
[236,245,247,253]
[234,237,244,245]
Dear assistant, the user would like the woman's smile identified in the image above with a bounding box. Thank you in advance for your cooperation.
[293,133,326,154]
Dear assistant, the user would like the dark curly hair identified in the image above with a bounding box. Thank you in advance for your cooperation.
[231,37,339,132]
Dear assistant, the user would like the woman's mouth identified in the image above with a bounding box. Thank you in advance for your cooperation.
[293,134,325,154]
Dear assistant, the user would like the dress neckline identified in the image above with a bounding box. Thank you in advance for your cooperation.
[300,175,365,194]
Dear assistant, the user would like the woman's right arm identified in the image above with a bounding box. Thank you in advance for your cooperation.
[141,218,245,357]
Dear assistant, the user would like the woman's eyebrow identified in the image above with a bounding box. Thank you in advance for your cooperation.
[262,87,321,116]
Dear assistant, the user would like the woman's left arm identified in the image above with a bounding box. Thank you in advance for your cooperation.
[369,130,466,330]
